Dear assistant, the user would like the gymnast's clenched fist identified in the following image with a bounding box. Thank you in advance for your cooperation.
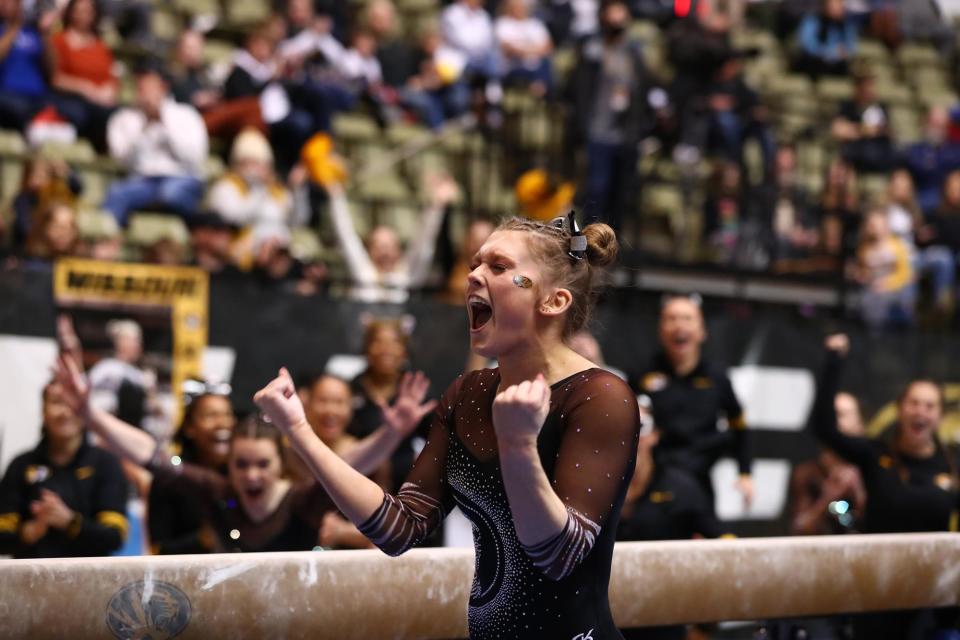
[492,373,551,450]
[254,368,309,434]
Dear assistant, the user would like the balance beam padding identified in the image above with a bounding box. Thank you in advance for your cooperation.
[0,534,957,639]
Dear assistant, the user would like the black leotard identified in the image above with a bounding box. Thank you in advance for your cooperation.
[360,368,641,639]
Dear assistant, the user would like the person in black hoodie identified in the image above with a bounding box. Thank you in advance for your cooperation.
[811,333,960,639]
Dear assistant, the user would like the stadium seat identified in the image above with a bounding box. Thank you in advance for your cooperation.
[126,212,190,247]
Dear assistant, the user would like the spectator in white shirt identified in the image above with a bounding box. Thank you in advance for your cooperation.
[496,0,554,96]
[102,64,208,225]
[207,128,308,236]
[88,319,153,428]
[441,0,501,80]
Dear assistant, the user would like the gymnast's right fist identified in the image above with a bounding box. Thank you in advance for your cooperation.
[254,368,309,434]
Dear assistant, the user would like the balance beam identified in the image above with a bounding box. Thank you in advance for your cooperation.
[0,534,957,639]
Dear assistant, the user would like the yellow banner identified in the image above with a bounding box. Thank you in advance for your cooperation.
[54,258,209,425]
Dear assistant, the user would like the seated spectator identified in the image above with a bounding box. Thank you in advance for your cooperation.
[49,0,118,151]
[441,0,499,83]
[795,0,857,79]
[854,207,916,330]
[768,144,819,267]
[323,175,458,304]
[0,0,56,131]
[884,169,954,310]
[102,63,208,226]
[495,0,554,97]
[24,201,79,261]
[188,213,243,276]
[169,29,266,141]
[703,50,775,178]
[902,106,960,217]
[790,390,866,535]
[367,0,417,91]
[831,67,894,173]
[11,154,81,246]
[567,0,648,231]
[398,24,471,130]
[0,379,128,558]
[817,157,860,265]
[207,128,306,236]
[703,161,744,265]
[149,383,235,555]
[918,170,960,281]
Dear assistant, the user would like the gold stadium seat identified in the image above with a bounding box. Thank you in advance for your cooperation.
[76,207,120,240]
[290,226,324,263]
[332,113,380,144]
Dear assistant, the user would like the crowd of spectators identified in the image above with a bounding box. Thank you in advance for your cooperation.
[4,0,960,330]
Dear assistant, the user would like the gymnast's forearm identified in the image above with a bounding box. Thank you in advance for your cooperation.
[498,441,569,547]
[286,420,386,524]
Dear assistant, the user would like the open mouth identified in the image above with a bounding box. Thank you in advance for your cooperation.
[244,487,265,500]
[468,295,493,332]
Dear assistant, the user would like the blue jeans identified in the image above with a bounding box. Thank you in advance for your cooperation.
[710,110,776,172]
[915,245,955,303]
[583,140,639,232]
[400,83,471,130]
[0,91,46,131]
[102,175,204,226]
[504,58,554,93]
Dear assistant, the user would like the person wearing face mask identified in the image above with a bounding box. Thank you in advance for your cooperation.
[52,348,436,554]
[632,294,753,511]
[147,384,236,554]
[566,0,648,232]
[0,380,128,558]
[812,334,960,639]
[254,213,640,639]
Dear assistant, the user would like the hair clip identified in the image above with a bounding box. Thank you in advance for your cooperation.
[549,210,587,261]
[183,379,232,403]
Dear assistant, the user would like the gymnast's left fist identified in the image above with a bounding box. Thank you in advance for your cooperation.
[492,373,551,450]
[254,368,309,435]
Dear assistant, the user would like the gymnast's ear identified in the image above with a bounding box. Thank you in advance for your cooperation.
[539,286,573,319]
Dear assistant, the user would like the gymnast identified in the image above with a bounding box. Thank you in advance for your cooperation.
[255,213,642,639]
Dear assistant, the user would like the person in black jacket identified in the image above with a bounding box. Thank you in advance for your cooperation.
[811,333,960,639]
[633,294,753,509]
[566,0,649,231]
[0,380,128,558]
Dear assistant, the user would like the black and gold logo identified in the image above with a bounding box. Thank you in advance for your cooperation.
[105,580,191,639]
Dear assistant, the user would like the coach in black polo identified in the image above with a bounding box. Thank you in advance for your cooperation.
[633,294,753,510]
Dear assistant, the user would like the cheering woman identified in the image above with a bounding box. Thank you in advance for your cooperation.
[255,214,642,639]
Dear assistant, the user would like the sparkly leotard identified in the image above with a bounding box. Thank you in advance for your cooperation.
[360,368,641,639]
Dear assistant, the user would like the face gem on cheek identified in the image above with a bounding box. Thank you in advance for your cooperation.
[512,275,533,289]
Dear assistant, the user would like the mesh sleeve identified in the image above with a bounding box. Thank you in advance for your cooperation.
[524,371,641,579]
[358,377,460,556]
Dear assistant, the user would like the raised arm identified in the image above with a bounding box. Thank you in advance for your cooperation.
[54,354,157,466]
[495,372,640,581]
[325,185,379,283]
[809,335,876,469]
[404,176,458,286]
[255,368,454,556]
